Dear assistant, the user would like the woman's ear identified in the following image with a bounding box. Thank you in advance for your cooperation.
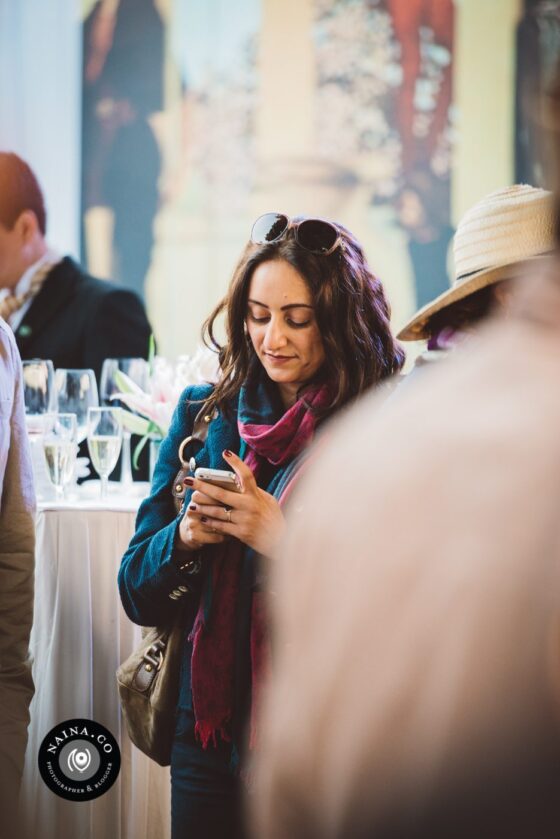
[493,280,516,310]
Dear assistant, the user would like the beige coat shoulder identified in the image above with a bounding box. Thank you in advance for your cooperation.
[0,317,36,827]
[253,266,560,838]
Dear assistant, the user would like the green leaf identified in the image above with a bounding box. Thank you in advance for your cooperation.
[132,421,161,470]
[148,334,156,376]
[133,435,150,471]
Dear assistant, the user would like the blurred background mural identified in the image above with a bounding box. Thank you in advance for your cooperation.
[515,0,560,186]
[0,0,543,361]
[80,0,456,358]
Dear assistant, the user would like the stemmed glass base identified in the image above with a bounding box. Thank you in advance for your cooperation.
[120,431,133,489]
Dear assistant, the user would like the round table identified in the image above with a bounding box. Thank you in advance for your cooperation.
[21,482,171,839]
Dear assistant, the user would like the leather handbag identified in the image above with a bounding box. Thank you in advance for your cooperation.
[116,403,215,766]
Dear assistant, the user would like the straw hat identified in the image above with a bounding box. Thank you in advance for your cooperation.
[397,184,556,341]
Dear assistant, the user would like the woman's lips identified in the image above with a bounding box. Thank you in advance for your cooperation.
[264,353,295,365]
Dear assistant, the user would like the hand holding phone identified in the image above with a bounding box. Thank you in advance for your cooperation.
[177,467,238,551]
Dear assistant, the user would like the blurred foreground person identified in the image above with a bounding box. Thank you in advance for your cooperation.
[397,184,555,359]
[0,319,35,834]
[0,152,152,383]
[252,262,560,839]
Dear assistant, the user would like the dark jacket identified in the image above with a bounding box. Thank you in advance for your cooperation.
[14,257,152,384]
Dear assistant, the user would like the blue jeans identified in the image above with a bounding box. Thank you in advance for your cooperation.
[170,707,247,839]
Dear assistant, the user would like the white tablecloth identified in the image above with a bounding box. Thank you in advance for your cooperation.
[21,482,171,839]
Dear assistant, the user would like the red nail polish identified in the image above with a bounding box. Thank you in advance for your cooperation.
[183,477,194,486]
[189,504,196,511]
[223,450,233,458]
[201,516,208,523]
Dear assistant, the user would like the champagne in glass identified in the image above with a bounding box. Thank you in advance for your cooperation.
[22,359,56,500]
[87,407,123,498]
[100,358,149,487]
[88,435,122,474]
[55,368,99,443]
[42,413,78,499]
[44,441,76,486]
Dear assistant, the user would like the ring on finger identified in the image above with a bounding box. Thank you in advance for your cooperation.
[224,505,232,524]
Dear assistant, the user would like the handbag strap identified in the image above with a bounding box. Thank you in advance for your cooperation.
[171,403,217,513]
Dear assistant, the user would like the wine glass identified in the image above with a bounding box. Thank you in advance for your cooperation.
[42,413,78,499]
[87,407,123,499]
[55,369,99,443]
[22,359,56,437]
[22,359,57,500]
[99,358,149,487]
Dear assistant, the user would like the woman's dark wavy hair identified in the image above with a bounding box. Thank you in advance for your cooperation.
[201,222,405,418]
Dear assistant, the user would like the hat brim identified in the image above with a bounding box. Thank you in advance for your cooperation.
[396,254,552,341]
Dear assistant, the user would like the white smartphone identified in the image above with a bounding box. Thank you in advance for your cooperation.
[194,467,241,493]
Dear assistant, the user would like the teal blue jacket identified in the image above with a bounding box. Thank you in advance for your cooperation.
[118,383,240,627]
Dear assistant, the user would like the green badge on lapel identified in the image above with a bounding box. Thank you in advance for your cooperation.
[18,324,32,338]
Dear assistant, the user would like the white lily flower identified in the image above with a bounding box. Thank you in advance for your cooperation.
[111,346,220,442]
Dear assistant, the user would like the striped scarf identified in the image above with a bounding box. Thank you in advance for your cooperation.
[188,370,331,754]
[0,259,56,324]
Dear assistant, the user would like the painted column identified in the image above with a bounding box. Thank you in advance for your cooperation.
[452,0,523,223]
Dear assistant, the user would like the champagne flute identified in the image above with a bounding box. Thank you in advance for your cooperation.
[22,359,56,500]
[99,358,149,487]
[87,407,123,499]
[42,413,78,499]
[55,369,99,443]
[22,359,56,437]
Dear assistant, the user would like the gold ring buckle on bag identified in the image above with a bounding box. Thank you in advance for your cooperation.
[178,436,197,467]
[178,409,216,467]
[172,407,217,514]
[143,641,165,673]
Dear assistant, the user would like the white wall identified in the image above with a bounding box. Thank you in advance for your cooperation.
[0,0,82,256]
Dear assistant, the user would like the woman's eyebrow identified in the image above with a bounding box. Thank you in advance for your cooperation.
[248,298,314,311]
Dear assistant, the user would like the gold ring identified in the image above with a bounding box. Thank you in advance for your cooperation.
[224,506,232,523]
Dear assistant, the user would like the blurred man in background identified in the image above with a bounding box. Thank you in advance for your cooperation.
[0,317,35,834]
[0,151,153,384]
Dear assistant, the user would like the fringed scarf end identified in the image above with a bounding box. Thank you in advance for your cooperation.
[194,719,232,750]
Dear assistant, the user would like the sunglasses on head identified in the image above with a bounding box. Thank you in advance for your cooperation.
[250,212,342,255]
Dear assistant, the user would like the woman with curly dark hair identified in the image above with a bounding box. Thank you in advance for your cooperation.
[119,212,404,839]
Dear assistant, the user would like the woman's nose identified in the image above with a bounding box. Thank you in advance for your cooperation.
[264,318,288,349]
